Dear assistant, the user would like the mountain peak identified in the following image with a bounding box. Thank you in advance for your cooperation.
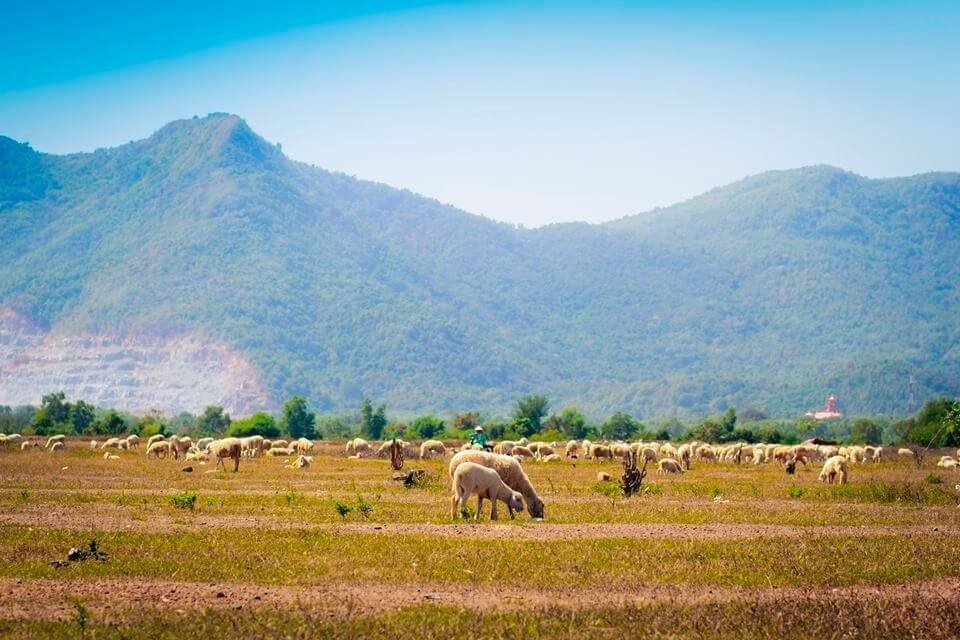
[145,113,284,171]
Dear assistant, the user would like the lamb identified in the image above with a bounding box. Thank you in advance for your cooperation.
[819,455,849,484]
[657,458,683,474]
[420,439,446,459]
[538,454,562,463]
[450,461,525,520]
[897,448,916,458]
[146,441,171,459]
[589,444,613,462]
[208,437,242,472]
[448,450,545,519]
[45,435,66,449]
[597,471,611,482]
[936,456,958,469]
[49,441,65,452]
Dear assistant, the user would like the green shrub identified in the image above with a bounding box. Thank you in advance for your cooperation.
[169,492,197,510]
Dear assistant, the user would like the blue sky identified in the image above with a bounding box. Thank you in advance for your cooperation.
[1,1,958,226]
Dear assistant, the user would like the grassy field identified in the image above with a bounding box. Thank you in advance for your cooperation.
[1,440,959,639]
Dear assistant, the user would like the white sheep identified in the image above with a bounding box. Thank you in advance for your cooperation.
[45,435,66,449]
[49,441,65,452]
[290,455,313,469]
[676,443,693,470]
[538,453,562,463]
[564,440,580,458]
[89,440,99,449]
[597,471,611,482]
[448,450,545,519]
[420,439,446,459]
[125,434,140,449]
[103,452,120,460]
[20,441,39,451]
[589,444,613,462]
[195,437,214,451]
[936,457,958,469]
[267,446,295,457]
[450,461,524,520]
[819,455,849,484]
[146,434,165,447]
[145,440,171,458]
[208,438,242,471]
[897,448,916,458]
[657,458,683,474]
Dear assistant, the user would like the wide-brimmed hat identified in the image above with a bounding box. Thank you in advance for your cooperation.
[474,426,484,431]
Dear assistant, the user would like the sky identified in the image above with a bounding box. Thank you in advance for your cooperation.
[1,1,958,226]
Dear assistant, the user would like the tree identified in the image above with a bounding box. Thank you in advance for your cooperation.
[31,391,72,435]
[552,407,588,439]
[281,396,317,439]
[513,395,549,434]
[688,420,725,443]
[408,415,446,439]
[907,398,960,446]
[196,405,231,435]
[452,412,481,432]
[93,410,127,436]
[850,418,882,445]
[601,412,639,440]
[69,400,96,434]
[360,399,387,440]
[720,407,737,434]
[226,412,281,438]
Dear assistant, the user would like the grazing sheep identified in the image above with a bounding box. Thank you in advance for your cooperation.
[640,446,658,463]
[267,447,295,457]
[493,440,516,455]
[657,458,683,474]
[209,438,242,472]
[195,437,214,451]
[101,437,122,449]
[146,441,171,459]
[146,434,165,447]
[510,445,534,459]
[936,457,958,469]
[346,438,372,458]
[897,448,916,458]
[89,440,99,449]
[240,435,265,457]
[819,455,849,484]
[170,437,192,460]
[534,445,557,459]
[580,439,593,458]
[870,446,883,463]
[103,452,120,460]
[696,445,716,462]
[293,438,314,454]
[272,439,290,450]
[20,441,39,451]
[49,441,65,452]
[597,471,611,482]
[589,444,613,462]
[45,435,66,449]
[125,434,140,449]
[448,450,545,519]
[420,439,447,459]
[538,453,562,463]
[451,461,525,520]
[611,443,631,460]
[564,440,580,458]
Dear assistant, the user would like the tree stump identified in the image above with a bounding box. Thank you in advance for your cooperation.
[389,439,404,472]
[620,451,648,497]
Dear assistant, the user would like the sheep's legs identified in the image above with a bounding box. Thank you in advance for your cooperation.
[490,499,498,520]
[475,496,484,520]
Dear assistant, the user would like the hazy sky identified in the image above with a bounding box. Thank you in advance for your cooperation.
[2,1,958,226]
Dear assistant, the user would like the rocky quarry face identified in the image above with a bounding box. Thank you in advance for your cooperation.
[0,307,268,415]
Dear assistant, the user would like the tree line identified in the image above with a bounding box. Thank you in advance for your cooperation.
[1,393,958,447]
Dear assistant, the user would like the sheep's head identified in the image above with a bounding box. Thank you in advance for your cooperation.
[527,495,545,519]
[507,491,524,519]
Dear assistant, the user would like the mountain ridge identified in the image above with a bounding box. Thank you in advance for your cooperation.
[1,114,958,418]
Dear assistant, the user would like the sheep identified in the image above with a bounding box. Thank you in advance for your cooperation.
[936,456,958,469]
[597,471,611,482]
[696,445,716,462]
[2,434,22,446]
[195,437,214,451]
[45,435,66,449]
[49,441,65,452]
[146,440,171,459]
[538,453,562,463]
[657,458,683,474]
[589,444,613,462]
[267,447,295,457]
[209,438,242,472]
[146,434,165,447]
[101,437,123,449]
[510,445,534,459]
[240,435,265,457]
[819,455,849,484]
[290,455,313,469]
[752,447,765,465]
[493,440,516,455]
[347,438,372,458]
[89,440,99,450]
[420,439,446,459]
[185,450,208,462]
[639,446,658,463]
[272,439,290,450]
[897,448,916,458]
[450,461,525,520]
[564,440,580,458]
[580,439,593,458]
[870,446,883,463]
[676,443,693,470]
[103,452,120,460]
[448,450,545,519]
[125,434,140,449]
[20,441,39,451]
[534,445,556,459]
[292,437,314,454]
[170,437,192,460]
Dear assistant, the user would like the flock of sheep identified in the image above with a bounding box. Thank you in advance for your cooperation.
[3,431,957,523]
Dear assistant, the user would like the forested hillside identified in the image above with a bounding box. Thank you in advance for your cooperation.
[1,114,958,417]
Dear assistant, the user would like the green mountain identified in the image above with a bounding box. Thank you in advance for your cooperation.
[1,114,958,418]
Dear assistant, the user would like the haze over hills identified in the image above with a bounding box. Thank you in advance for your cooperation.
[1,113,958,418]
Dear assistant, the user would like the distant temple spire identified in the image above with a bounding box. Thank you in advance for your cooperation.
[805,394,843,420]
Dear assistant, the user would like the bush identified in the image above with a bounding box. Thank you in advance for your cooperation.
[408,415,445,439]
[170,492,197,510]
[226,412,280,438]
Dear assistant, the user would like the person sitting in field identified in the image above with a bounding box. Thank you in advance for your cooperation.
[470,426,491,450]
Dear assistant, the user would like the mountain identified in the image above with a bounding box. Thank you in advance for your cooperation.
[1,114,958,418]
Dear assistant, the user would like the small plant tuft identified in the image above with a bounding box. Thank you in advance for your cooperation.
[789,486,805,499]
[926,474,943,485]
[170,492,197,511]
[335,501,353,520]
